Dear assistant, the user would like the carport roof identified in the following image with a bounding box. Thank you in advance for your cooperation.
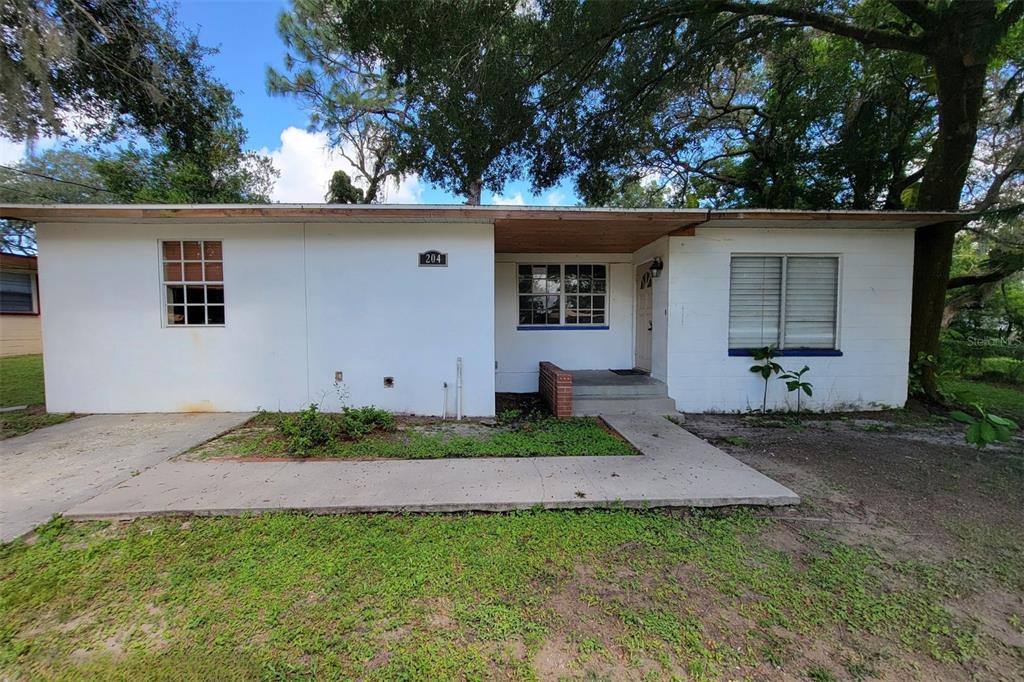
[0,203,965,253]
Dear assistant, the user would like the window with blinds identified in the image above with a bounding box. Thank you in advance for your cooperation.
[728,255,839,350]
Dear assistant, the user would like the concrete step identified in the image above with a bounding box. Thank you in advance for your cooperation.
[572,396,678,416]
[572,383,669,398]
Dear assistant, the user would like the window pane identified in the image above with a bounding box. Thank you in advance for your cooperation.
[206,285,224,304]
[204,262,223,281]
[186,285,205,304]
[203,241,222,259]
[183,241,202,260]
[518,276,531,294]
[592,313,605,324]
[162,241,182,259]
[207,305,225,325]
[594,265,606,278]
[168,306,185,325]
[728,256,782,349]
[183,262,204,281]
[784,257,838,349]
[163,262,182,282]
[185,306,205,324]
[0,272,34,313]
[166,285,185,304]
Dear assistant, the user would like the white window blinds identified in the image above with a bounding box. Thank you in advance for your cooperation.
[729,255,839,350]
[783,256,839,349]
[728,256,782,348]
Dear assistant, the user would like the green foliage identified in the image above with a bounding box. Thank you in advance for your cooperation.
[941,378,1024,424]
[0,354,45,407]
[779,365,813,412]
[0,510,986,678]
[948,403,1020,449]
[278,404,338,455]
[270,0,538,202]
[337,406,396,439]
[277,404,397,455]
[749,346,783,412]
[325,170,365,203]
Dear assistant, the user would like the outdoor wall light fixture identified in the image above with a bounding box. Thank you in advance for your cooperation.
[649,257,664,278]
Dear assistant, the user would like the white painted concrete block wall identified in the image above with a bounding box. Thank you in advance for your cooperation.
[664,228,915,411]
[37,221,495,415]
[494,254,634,392]
[305,222,495,416]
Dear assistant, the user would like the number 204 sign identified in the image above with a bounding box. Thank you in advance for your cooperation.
[418,250,448,267]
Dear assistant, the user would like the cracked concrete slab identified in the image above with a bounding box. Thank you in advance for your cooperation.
[1,413,253,541]
[64,414,799,521]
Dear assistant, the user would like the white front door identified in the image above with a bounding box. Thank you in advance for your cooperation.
[635,267,653,372]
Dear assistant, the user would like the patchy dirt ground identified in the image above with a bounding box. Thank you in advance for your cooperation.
[683,411,1024,680]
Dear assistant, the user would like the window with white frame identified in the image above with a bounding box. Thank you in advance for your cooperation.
[518,264,607,326]
[0,271,37,313]
[161,240,224,326]
[728,255,839,350]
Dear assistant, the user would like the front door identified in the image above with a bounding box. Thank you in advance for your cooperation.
[635,267,653,372]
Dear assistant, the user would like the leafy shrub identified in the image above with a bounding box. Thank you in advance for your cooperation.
[280,404,337,456]
[339,406,395,439]
[949,403,1020,449]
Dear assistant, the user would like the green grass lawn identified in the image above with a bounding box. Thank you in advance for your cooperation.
[193,412,637,459]
[0,511,986,680]
[941,377,1024,423]
[0,354,45,406]
[0,354,73,438]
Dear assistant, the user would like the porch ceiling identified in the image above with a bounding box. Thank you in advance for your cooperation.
[494,217,697,253]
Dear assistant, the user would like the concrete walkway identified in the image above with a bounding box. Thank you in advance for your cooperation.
[1,413,252,541]
[66,415,799,520]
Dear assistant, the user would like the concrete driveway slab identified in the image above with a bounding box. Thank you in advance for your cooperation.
[1,413,252,541]
[66,414,799,520]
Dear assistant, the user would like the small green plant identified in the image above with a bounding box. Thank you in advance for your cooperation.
[749,346,783,412]
[949,403,1020,449]
[806,664,838,682]
[497,408,522,424]
[779,365,813,412]
[280,403,337,456]
[723,435,749,446]
[339,405,395,439]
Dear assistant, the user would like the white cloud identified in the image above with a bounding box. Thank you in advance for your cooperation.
[259,126,424,204]
[544,190,571,206]
[0,139,26,165]
[491,192,526,206]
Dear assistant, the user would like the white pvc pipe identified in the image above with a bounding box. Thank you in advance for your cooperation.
[456,357,463,420]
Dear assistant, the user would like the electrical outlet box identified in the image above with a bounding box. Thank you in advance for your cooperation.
[383,376,394,388]
[334,371,343,382]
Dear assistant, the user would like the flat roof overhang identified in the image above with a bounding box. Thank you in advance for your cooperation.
[0,204,965,253]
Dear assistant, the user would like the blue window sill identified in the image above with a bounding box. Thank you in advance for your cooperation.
[729,348,843,357]
[517,325,610,331]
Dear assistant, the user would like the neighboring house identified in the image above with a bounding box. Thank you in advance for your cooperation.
[0,204,959,415]
[0,253,42,357]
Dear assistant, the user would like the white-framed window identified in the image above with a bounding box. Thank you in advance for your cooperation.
[161,240,224,326]
[517,263,608,326]
[728,255,839,350]
[0,271,38,314]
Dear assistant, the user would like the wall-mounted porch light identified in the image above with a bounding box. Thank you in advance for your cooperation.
[649,257,664,278]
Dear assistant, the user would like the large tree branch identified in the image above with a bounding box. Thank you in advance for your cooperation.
[888,0,937,29]
[711,0,928,53]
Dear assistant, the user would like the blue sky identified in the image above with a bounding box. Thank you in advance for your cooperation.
[169,0,577,205]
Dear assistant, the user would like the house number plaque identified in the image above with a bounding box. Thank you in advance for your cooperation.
[418,250,448,267]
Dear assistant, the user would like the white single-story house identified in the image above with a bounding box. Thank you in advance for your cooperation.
[0,204,959,416]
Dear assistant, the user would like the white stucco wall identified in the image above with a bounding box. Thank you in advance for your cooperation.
[37,221,495,415]
[664,228,915,412]
[494,254,634,392]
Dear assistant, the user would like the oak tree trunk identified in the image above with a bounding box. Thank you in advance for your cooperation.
[465,180,482,205]
[907,6,991,397]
